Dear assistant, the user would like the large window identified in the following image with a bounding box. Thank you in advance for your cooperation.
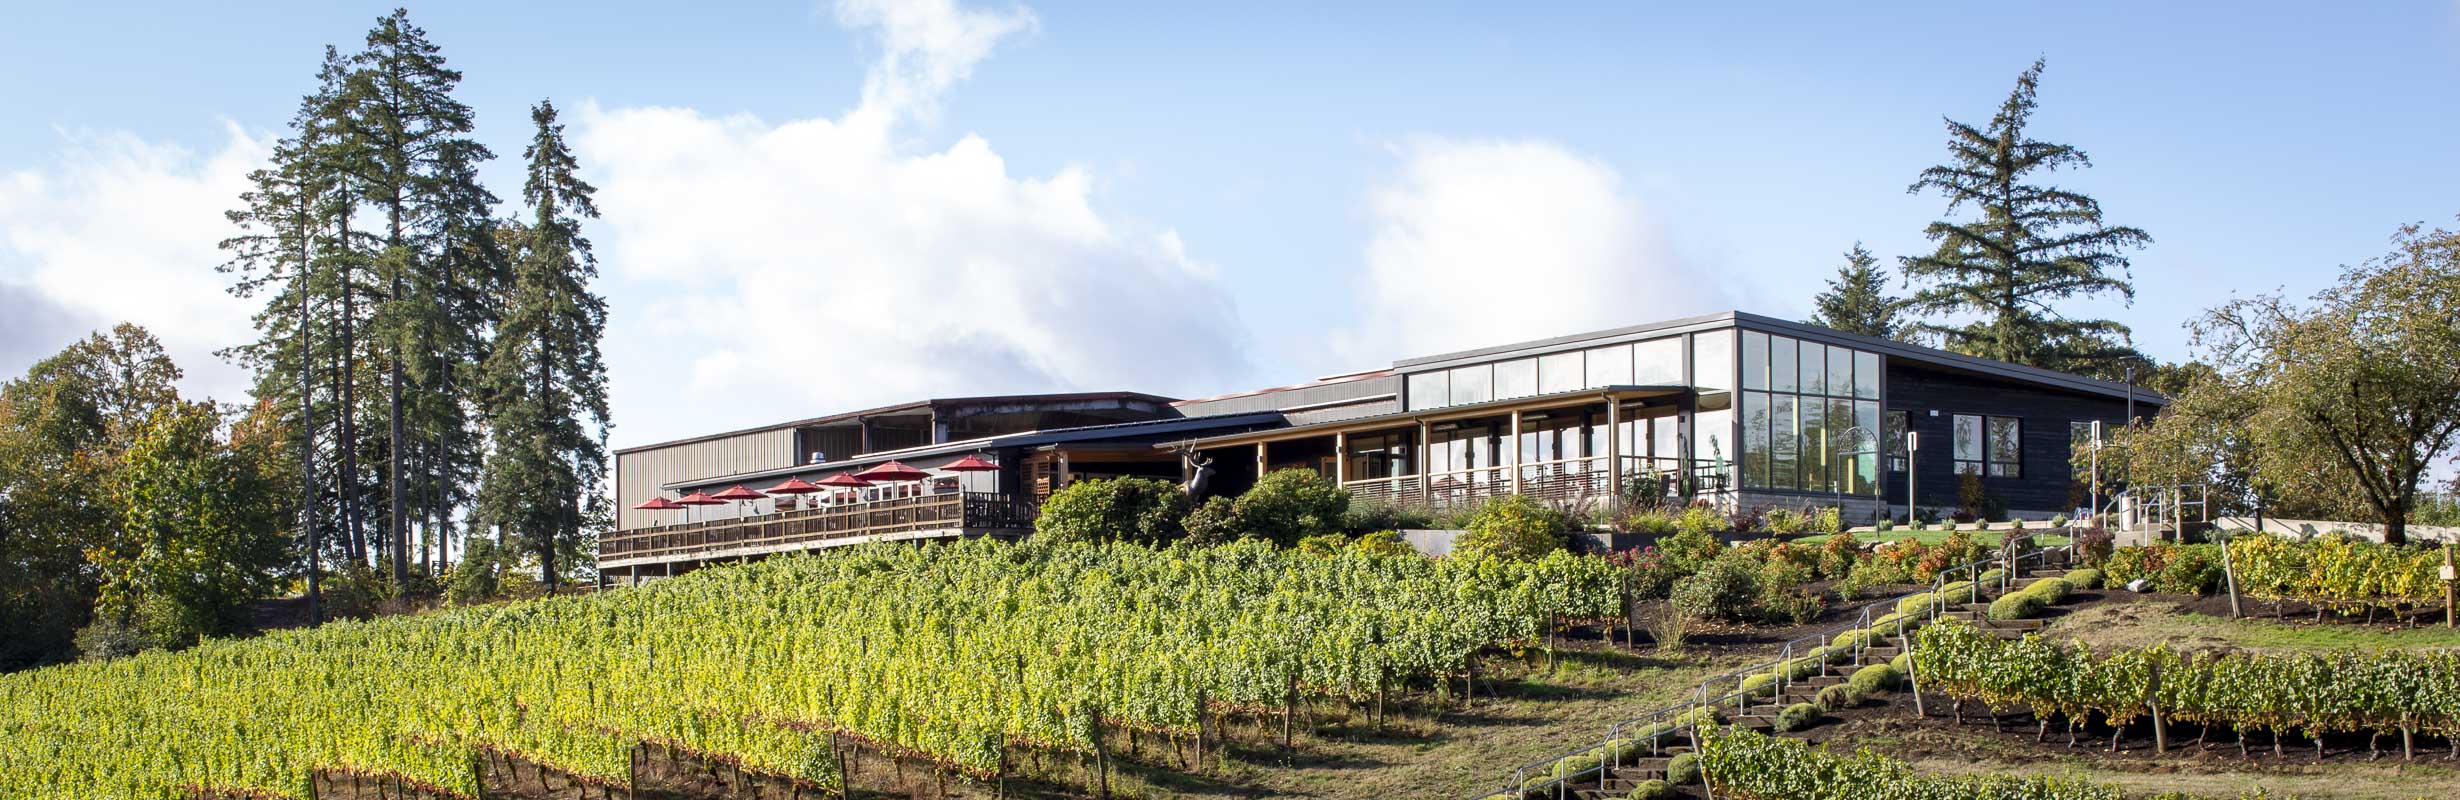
[1494,358,1537,400]
[1585,343,1633,388]
[1399,335,1690,412]
[1737,331,1883,494]
[1448,364,1492,406]
[1988,416,2022,477]
[1538,351,1584,395]
[1885,410,1909,472]
[1635,338,1683,385]
[1345,431,1416,480]
[1951,413,2021,477]
[1407,371,1448,411]
[1693,330,1733,392]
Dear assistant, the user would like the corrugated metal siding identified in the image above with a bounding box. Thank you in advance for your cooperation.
[1176,375,1398,417]
[616,429,798,529]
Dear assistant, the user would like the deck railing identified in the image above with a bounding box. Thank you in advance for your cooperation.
[601,491,1036,562]
[1342,455,1718,513]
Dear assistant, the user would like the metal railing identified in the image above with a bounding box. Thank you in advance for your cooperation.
[600,491,1036,562]
[1342,455,1724,516]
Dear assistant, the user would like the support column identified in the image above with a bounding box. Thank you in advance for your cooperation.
[1256,441,1269,479]
[1605,398,1622,509]
[1508,410,1524,495]
[1417,420,1432,507]
[1333,431,1348,484]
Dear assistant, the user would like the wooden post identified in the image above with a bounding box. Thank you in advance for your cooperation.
[1906,630,1926,718]
[2444,546,2457,629]
[1417,419,1433,507]
[2148,660,2168,754]
[1508,410,1524,495]
[1256,442,1269,481]
[1333,431,1348,484]
[1605,397,1623,511]
[2221,526,2243,618]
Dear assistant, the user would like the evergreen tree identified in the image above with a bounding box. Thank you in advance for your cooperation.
[1806,242,1906,339]
[1899,58,2151,374]
[335,9,499,583]
[480,100,610,592]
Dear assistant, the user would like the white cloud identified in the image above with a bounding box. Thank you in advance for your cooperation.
[584,0,1247,448]
[1334,138,1727,365]
[0,123,270,403]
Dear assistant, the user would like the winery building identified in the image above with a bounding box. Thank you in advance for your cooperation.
[602,311,2159,582]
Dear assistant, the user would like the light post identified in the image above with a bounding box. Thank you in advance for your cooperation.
[1904,431,1920,525]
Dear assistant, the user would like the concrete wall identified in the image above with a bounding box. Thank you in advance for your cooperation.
[2214,516,2460,545]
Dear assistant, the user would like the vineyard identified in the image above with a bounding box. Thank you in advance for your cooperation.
[1695,726,2282,800]
[0,539,1628,800]
[1912,619,2460,755]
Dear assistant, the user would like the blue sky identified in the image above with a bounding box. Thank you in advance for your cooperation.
[4,1,2456,448]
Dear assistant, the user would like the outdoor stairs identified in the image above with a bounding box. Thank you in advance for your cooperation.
[1539,561,2076,799]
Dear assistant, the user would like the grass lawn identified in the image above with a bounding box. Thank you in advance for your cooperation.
[2045,601,2460,654]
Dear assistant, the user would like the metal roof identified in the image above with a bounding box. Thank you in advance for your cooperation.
[614,390,1182,455]
[661,411,1284,491]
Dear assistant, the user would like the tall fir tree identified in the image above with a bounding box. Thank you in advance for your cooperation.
[480,100,610,591]
[1806,242,1906,339]
[337,9,499,583]
[1899,58,2151,376]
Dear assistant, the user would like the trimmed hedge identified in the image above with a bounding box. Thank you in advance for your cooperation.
[2063,568,2102,589]
[1848,662,1901,695]
[1625,778,1675,800]
[1774,701,1823,732]
[1815,683,1861,710]
[1665,752,1700,785]
[2021,576,2074,604]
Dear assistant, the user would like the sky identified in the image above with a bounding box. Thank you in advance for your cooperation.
[3,1,2456,451]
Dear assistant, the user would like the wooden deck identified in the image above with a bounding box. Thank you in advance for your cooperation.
[599,492,1035,568]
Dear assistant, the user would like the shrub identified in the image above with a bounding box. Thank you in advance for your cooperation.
[1349,529,1418,557]
[1830,628,1872,650]
[446,537,506,605]
[1774,702,1823,733]
[1986,591,2045,621]
[2104,543,2225,595]
[1848,663,1901,695]
[1765,508,1808,534]
[1670,555,1759,621]
[1232,469,1351,546]
[1664,752,1700,785]
[1672,504,1728,538]
[1738,671,1779,698]
[1874,517,1895,533]
[2048,514,2070,528]
[1454,494,1571,562]
[2062,567,2102,589]
[2020,576,2074,604]
[1889,651,1910,673]
[1814,683,1862,711]
[1623,508,1679,535]
[1550,750,1601,779]
[1179,496,1241,546]
[1816,534,1861,581]
[2073,526,2115,565]
[1034,477,1190,545]
[1625,778,1674,800]
[1342,500,1432,534]
[1294,532,1351,556]
[74,612,167,662]
[1656,527,1724,574]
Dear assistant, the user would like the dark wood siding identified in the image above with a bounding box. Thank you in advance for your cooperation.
[1881,363,2148,515]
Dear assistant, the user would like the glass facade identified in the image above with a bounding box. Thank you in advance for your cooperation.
[1738,330,1883,495]
[1405,334,1691,412]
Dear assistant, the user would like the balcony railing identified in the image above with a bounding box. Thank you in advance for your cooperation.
[1343,455,1726,513]
[602,491,1036,562]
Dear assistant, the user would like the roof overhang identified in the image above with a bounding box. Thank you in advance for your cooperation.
[659,411,1283,491]
[1163,385,1690,450]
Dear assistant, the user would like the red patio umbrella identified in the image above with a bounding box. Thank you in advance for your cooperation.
[856,460,932,499]
[766,476,824,512]
[941,454,999,494]
[710,484,766,516]
[633,496,684,527]
[677,490,724,523]
[815,472,873,504]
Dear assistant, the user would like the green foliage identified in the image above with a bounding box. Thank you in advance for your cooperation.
[2019,577,2074,604]
[1622,508,1679,535]
[1774,702,1823,733]
[1815,683,1862,711]
[0,324,184,668]
[0,538,1637,796]
[2226,532,2446,611]
[1702,726,2148,800]
[1848,663,1902,695]
[1670,555,1759,622]
[1625,778,1675,800]
[1454,494,1569,562]
[1664,752,1700,786]
[1915,618,2460,744]
[1231,469,1353,546]
[2062,568,2102,589]
[83,401,291,650]
[1294,532,1351,556]
[1032,477,1191,545]
[1656,527,1725,573]
[2102,543,2224,594]
[1986,591,2046,622]
[1349,529,1419,558]
[1808,242,1908,339]
[1898,58,2151,377]
[446,536,505,605]
[1672,504,1728,538]
[1179,495,1241,546]
[477,99,610,590]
